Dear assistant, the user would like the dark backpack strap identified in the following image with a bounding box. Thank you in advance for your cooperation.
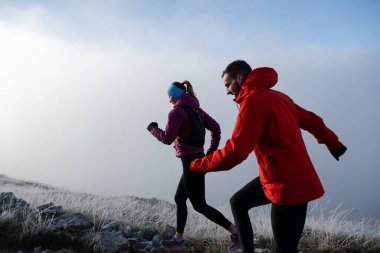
[177,105,205,148]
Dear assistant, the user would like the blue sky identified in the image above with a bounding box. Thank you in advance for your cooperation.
[2,0,379,49]
[0,0,379,219]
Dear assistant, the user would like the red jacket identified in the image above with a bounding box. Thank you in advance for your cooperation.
[190,67,345,205]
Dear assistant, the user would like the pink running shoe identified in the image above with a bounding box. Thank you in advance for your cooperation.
[161,237,185,251]
[229,233,241,252]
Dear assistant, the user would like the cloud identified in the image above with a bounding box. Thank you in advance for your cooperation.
[0,1,379,219]
[0,20,228,197]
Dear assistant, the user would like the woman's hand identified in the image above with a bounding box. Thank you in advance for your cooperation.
[147,122,158,132]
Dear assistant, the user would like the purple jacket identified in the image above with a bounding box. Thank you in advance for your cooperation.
[151,93,221,157]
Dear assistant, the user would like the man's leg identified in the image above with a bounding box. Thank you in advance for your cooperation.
[230,177,271,253]
[271,202,308,253]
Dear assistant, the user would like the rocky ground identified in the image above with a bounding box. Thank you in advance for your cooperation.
[0,191,274,253]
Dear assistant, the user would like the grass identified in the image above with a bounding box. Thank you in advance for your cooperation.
[0,174,379,252]
[299,203,380,252]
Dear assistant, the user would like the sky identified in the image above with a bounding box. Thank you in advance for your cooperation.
[0,0,379,219]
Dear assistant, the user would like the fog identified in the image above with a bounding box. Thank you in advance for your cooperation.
[1,1,379,219]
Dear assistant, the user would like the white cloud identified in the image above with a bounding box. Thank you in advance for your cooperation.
[0,2,379,219]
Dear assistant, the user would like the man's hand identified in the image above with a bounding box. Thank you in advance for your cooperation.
[190,158,205,174]
[331,145,347,161]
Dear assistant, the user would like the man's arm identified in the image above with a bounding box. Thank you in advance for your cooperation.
[191,95,269,173]
[295,104,347,159]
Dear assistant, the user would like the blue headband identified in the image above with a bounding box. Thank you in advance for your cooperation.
[168,83,186,98]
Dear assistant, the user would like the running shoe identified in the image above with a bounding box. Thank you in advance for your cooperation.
[161,237,185,251]
[229,233,241,252]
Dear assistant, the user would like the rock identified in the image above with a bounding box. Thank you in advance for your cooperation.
[126,237,139,246]
[54,250,75,253]
[3,191,274,253]
[134,241,151,250]
[162,224,176,240]
[90,231,129,253]
[42,213,92,232]
[131,249,148,253]
[0,192,36,222]
[37,203,65,219]
[76,228,95,245]
[100,220,131,238]
[138,225,160,241]
[143,245,151,252]
[32,248,56,253]
[65,227,93,241]
[0,192,29,212]
[33,247,43,253]
[151,235,161,248]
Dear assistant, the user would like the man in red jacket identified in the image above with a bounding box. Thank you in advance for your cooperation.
[190,60,347,253]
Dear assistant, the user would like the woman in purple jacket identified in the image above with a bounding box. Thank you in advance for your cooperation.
[147,81,239,251]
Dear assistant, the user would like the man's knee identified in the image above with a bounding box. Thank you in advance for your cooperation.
[230,192,243,211]
[174,194,186,205]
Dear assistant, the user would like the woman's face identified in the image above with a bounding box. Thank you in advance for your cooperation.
[169,96,177,104]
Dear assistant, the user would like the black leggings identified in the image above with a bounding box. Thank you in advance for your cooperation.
[230,177,308,253]
[175,153,232,233]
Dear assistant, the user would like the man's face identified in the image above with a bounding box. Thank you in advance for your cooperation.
[223,73,241,96]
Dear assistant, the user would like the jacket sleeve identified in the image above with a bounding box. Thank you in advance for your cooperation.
[201,109,221,150]
[151,108,184,145]
[295,104,344,151]
[191,95,270,173]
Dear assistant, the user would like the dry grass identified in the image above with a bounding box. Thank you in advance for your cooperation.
[0,174,379,252]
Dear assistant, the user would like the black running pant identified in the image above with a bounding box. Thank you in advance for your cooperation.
[230,176,308,253]
[175,153,232,233]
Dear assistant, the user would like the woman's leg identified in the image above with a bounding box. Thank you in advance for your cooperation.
[181,154,232,230]
[230,177,271,253]
[271,202,308,253]
[174,174,188,234]
[161,177,187,250]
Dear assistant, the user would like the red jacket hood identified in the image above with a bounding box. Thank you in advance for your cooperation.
[236,67,278,103]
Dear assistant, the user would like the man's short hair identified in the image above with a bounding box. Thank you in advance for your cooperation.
[222,60,252,79]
